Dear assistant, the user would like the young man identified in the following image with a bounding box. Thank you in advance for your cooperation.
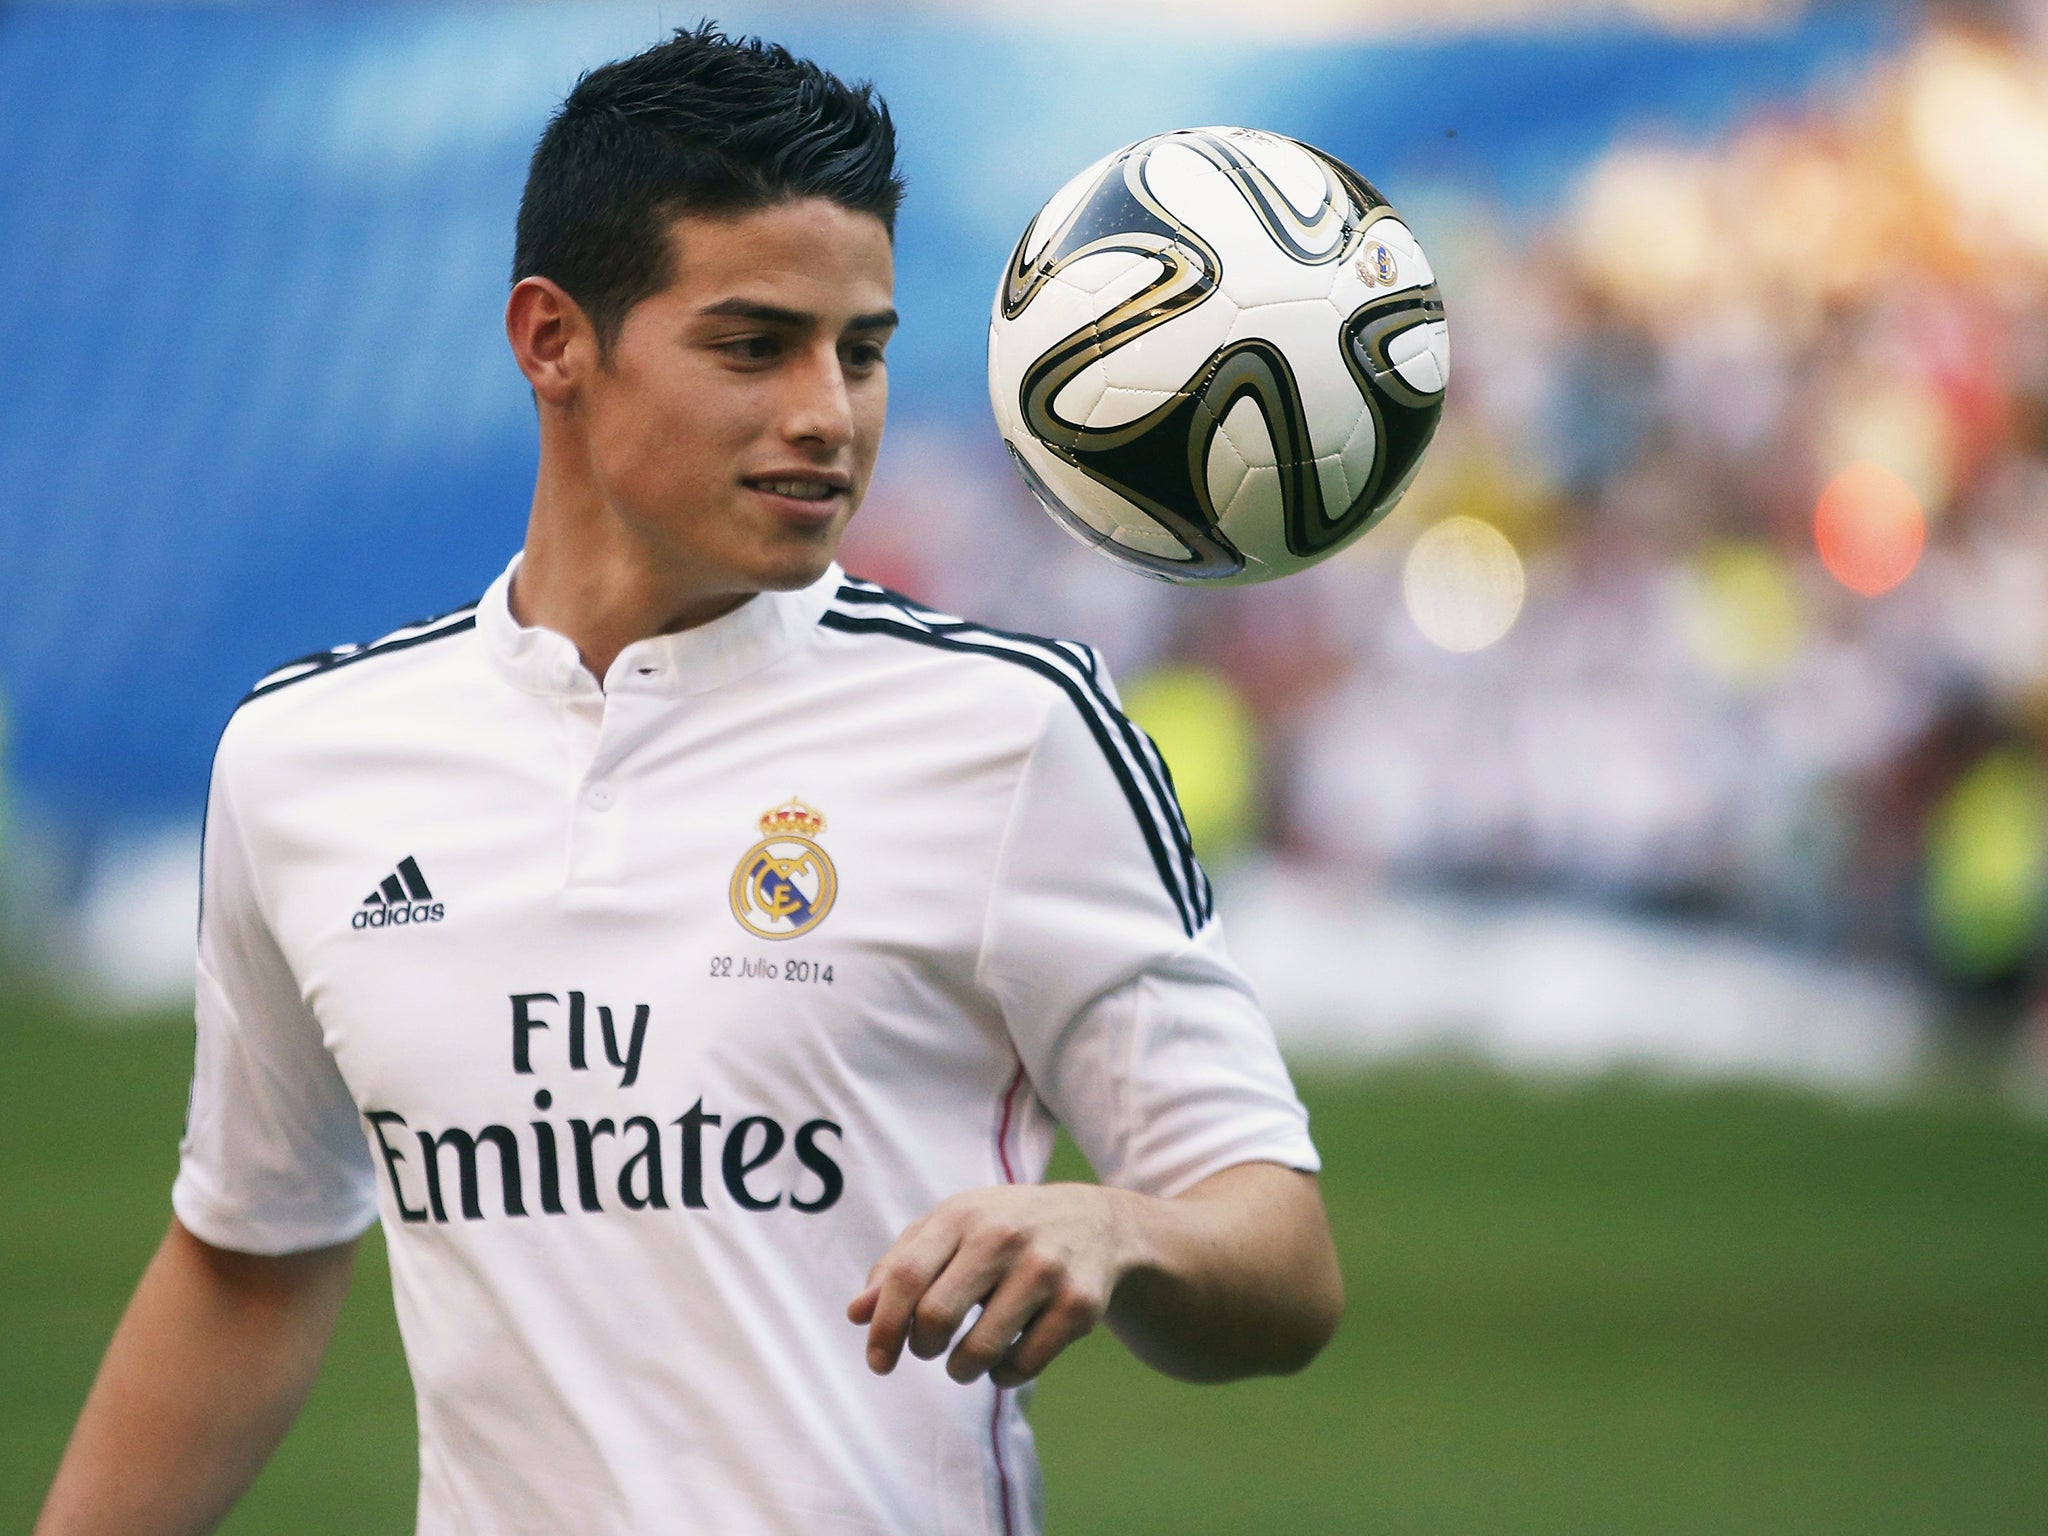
[37,25,1340,1536]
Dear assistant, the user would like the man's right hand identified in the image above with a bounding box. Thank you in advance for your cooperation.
[34,1217,356,1536]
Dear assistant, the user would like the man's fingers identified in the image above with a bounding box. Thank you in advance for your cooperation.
[944,1263,1059,1385]
[848,1214,927,1321]
[907,1225,1026,1360]
[854,1215,926,1295]
[859,1185,1122,1384]
[989,1283,1099,1387]
[862,1222,962,1375]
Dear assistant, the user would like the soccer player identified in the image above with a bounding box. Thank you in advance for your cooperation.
[35,24,1341,1536]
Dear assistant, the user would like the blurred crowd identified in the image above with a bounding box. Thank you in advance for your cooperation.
[845,21,2048,1039]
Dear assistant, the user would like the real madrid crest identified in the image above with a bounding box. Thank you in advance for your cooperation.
[1354,238,1398,288]
[730,798,837,940]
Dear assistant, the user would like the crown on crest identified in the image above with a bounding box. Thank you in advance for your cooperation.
[758,798,826,838]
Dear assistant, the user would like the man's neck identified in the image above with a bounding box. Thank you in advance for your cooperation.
[512,471,752,686]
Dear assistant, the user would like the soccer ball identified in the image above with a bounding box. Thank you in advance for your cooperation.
[988,127,1448,584]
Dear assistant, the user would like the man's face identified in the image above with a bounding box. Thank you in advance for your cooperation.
[576,198,896,599]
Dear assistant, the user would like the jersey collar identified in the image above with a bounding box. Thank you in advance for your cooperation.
[476,551,841,699]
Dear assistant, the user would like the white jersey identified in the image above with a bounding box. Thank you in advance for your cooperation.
[173,553,1319,1536]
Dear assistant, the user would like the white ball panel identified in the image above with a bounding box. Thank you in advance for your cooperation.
[1217,391,1277,469]
[1053,248,1165,302]
[1097,292,1239,393]
[1012,434,1209,569]
[1215,465,1294,575]
[1224,298,1366,455]
[1227,237,1338,314]
[988,285,1106,444]
[1389,320,1449,394]
[1188,125,1332,219]
[1385,321,1431,371]
[1221,464,1281,526]
[1205,415,1253,514]
[987,320,1022,437]
[1144,150,1345,308]
[1000,273,1102,354]
[1422,317,1451,389]
[1142,140,1237,223]
[1009,441,1123,537]
[1109,517,1193,559]
[1336,399,1379,504]
[1315,451,1355,516]
[1085,383,1181,430]
[1051,365,1109,428]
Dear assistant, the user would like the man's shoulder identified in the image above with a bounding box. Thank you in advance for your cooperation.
[821,573,1118,716]
[241,597,483,707]
[825,579,1215,940]
[220,597,483,758]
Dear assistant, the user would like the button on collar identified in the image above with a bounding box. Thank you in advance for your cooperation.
[477,551,842,701]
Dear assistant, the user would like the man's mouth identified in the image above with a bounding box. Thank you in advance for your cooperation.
[744,476,847,503]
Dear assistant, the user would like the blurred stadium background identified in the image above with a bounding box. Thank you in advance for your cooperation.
[2,0,2044,1531]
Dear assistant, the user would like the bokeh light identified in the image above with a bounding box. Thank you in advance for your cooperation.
[1119,665,1258,864]
[1813,461,1927,597]
[1677,540,1804,685]
[1924,746,2048,982]
[1571,146,1720,316]
[1905,32,2048,263]
[1819,378,1956,515]
[1402,516,1527,653]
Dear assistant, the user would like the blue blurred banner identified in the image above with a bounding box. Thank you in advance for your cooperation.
[0,2,1897,827]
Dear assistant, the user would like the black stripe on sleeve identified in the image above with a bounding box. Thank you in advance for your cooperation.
[839,586,1213,923]
[241,608,478,704]
[1125,714,1214,924]
[831,584,1213,924]
[820,602,1206,937]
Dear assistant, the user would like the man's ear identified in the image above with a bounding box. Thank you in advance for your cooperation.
[506,276,597,407]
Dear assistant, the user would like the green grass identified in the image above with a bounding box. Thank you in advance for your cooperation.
[3,993,2044,1534]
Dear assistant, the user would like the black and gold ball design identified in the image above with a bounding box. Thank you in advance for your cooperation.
[988,127,1448,585]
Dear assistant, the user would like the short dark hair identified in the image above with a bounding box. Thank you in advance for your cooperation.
[512,21,904,349]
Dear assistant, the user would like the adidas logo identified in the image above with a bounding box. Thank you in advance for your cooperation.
[352,856,446,930]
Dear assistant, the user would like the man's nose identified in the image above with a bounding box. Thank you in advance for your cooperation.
[783,345,855,450]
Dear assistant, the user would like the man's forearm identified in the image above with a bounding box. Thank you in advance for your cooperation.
[1102,1162,1343,1383]
[853,1159,1341,1388]
[35,1218,356,1536]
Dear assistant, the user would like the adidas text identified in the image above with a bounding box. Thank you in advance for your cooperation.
[354,901,445,930]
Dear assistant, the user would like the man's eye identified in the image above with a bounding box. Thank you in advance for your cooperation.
[722,336,780,361]
[845,342,887,370]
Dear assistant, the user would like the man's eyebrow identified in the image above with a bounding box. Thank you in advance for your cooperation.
[698,298,899,331]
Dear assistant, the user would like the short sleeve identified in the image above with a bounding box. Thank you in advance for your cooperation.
[976,665,1319,1196]
[171,719,378,1254]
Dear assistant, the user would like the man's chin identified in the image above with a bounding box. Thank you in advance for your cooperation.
[765,513,856,587]
[742,536,844,594]
[651,513,851,600]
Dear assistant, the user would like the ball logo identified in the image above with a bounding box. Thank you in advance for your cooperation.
[730,799,837,940]
[1355,240,1398,287]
